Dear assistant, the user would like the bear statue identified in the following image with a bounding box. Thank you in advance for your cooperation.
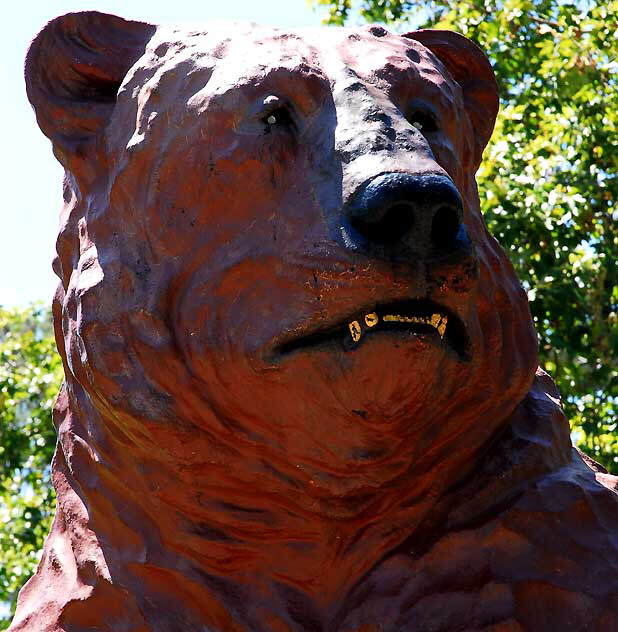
[12,10,618,632]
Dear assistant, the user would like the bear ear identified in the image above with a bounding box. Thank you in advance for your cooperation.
[404,29,499,168]
[25,11,156,166]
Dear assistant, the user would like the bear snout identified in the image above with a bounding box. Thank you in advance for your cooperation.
[342,172,473,264]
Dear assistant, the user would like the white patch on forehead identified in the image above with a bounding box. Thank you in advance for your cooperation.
[115,29,224,152]
[185,31,328,119]
[210,32,316,79]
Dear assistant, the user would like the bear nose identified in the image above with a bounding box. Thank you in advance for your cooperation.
[344,173,466,259]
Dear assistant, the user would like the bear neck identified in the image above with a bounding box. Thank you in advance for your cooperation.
[22,370,572,629]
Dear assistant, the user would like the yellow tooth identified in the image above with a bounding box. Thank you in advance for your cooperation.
[383,312,448,338]
[364,312,379,327]
[438,317,447,339]
[349,320,362,342]
[383,314,426,324]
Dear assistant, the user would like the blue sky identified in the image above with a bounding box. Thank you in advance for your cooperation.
[0,1,337,307]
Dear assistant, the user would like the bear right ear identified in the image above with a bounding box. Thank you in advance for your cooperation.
[25,11,156,168]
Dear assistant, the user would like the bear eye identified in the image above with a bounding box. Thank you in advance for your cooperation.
[408,110,438,134]
[262,105,295,128]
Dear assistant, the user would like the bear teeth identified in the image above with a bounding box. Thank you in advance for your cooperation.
[348,313,448,342]
[348,320,362,342]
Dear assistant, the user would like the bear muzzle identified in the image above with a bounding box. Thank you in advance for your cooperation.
[342,172,474,265]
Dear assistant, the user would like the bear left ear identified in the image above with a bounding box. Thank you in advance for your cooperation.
[404,29,499,168]
[25,11,156,169]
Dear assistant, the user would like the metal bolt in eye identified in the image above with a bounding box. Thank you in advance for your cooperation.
[262,105,295,128]
[408,110,438,134]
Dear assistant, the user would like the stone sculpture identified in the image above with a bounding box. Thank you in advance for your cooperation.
[13,11,618,631]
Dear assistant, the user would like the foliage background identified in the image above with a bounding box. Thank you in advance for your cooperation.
[0,306,61,627]
[1,0,616,627]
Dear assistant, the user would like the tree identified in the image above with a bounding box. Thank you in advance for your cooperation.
[0,305,61,629]
[316,0,618,469]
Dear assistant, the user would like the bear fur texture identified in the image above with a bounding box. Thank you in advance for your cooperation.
[14,11,618,631]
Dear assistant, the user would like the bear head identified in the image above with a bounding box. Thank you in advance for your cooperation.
[25,11,537,524]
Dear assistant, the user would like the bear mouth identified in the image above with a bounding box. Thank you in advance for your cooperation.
[275,298,470,360]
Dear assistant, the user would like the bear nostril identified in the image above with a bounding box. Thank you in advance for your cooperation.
[430,206,461,252]
[344,173,466,260]
[351,203,415,245]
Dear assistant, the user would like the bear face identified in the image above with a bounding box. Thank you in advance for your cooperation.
[25,15,537,505]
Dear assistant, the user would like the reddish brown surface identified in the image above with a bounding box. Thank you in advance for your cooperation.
[13,11,618,631]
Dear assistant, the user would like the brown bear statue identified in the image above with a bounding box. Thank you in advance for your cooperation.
[12,11,618,632]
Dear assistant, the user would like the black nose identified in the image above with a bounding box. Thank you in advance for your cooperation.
[344,173,466,260]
